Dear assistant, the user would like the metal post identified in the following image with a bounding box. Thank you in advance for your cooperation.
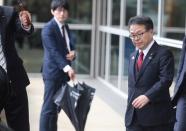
[157,0,164,37]
[137,0,143,15]
[105,0,112,81]
[118,0,126,89]
[90,0,97,77]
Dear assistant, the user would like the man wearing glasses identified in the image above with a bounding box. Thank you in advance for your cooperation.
[125,16,175,131]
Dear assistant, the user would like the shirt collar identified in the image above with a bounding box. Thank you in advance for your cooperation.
[139,40,154,58]
[54,17,65,29]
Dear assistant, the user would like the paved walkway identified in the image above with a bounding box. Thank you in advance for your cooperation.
[27,75,125,131]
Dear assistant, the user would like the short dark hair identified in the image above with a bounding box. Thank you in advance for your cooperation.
[51,0,69,11]
[128,16,154,31]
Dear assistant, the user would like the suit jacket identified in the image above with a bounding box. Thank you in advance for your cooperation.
[0,6,34,93]
[172,36,186,106]
[125,42,174,127]
[41,18,75,81]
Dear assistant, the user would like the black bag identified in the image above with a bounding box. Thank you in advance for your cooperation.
[53,82,96,131]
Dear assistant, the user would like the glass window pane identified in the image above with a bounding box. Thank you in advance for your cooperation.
[142,0,158,33]
[5,0,92,24]
[72,30,91,74]
[68,0,92,24]
[112,0,120,26]
[164,0,186,40]
[121,37,135,92]
[17,29,43,73]
[126,0,137,26]
[123,37,135,76]
[109,34,119,87]
[165,46,181,95]
[167,47,182,78]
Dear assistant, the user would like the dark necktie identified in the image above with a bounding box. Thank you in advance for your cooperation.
[62,25,69,51]
[136,51,144,71]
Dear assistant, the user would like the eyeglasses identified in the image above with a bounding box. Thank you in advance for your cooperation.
[129,30,147,40]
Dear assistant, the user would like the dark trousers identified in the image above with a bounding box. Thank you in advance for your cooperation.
[126,123,173,131]
[126,113,173,131]
[174,95,186,131]
[4,88,30,131]
[40,79,63,131]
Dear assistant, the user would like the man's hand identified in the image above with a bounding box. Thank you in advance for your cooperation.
[132,95,150,109]
[67,68,75,80]
[19,10,31,28]
[66,51,75,61]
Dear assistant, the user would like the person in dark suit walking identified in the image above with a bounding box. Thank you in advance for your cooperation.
[125,16,175,131]
[0,5,34,131]
[39,0,76,131]
[172,36,186,131]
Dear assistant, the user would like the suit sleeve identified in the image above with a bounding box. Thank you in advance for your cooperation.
[2,6,33,35]
[145,49,174,102]
[175,36,186,83]
[41,25,69,70]
[9,7,34,35]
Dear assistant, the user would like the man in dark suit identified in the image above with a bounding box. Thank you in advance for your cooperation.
[0,5,34,131]
[125,16,175,131]
[172,36,186,131]
[39,0,76,131]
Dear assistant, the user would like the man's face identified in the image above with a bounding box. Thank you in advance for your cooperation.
[129,24,153,50]
[51,7,69,23]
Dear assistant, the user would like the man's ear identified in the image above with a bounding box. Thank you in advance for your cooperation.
[51,9,54,15]
[150,29,154,34]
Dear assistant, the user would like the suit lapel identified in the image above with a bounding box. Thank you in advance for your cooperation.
[130,50,138,82]
[136,42,158,82]
[51,19,64,44]
[51,19,69,53]
[0,9,7,47]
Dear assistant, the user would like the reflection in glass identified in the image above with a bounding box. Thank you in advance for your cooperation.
[167,47,182,77]
[121,37,135,92]
[123,37,135,76]
[71,30,91,74]
[126,0,137,26]
[164,0,186,40]
[16,29,43,73]
[166,46,181,95]
[5,0,92,24]
[142,0,158,33]
[112,0,120,26]
[109,34,119,87]
[68,0,92,24]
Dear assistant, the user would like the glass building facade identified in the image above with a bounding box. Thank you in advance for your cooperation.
[2,0,186,96]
